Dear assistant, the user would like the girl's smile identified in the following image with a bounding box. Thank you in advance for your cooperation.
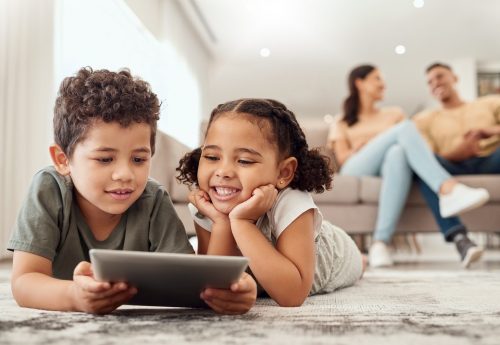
[210,186,242,201]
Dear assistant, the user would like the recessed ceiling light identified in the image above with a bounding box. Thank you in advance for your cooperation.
[395,45,406,55]
[413,0,424,8]
[260,48,271,58]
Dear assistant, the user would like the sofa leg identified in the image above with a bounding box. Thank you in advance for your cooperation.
[352,234,368,253]
[410,233,421,254]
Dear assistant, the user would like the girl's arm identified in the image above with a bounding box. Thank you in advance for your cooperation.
[11,251,136,313]
[194,222,240,256]
[194,223,256,314]
[190,190,240,256]
[230,209,316,307]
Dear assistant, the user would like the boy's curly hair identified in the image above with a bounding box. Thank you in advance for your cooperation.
[177,98,333,193]
[53,67,160,158]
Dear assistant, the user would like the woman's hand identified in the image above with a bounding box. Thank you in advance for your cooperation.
[351,139,368,153]
[189,189,228,224]
[229,184,278,223]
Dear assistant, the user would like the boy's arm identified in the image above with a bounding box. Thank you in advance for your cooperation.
[11,251,136,313]
[11,251,75,311]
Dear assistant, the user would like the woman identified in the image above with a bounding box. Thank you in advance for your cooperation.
[328,65,489,267]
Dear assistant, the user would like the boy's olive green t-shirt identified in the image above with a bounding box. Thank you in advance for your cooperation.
[7,166,194,280]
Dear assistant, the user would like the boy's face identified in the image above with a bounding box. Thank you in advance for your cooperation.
[67,120,152,219]
[197,113,281,215]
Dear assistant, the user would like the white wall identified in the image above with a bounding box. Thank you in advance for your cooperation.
[208,58,433,120]
[478,60,500,72]
[0,0,54,259]
[450,58,478,102]
[57,0,207,148]
[126,0,212,144]
[208,56,485,121]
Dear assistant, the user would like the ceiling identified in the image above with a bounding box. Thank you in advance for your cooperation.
[181,0,500,64]
[177,0,500,117]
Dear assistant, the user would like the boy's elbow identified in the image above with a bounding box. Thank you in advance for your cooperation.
[274,294,308,307]
[11,279,27,307]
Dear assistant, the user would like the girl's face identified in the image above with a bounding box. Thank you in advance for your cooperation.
[197,113,282,215]
[356,69,385,101]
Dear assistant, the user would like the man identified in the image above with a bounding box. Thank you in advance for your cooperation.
[413,62,500,268]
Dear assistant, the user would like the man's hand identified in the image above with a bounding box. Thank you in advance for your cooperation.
[201,272,257,314]
[458,131,484,159]
[229,184,277,223]
[465,129,490,141]
[71,261,137,314]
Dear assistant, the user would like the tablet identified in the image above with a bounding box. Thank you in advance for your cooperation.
[89,249,249,308]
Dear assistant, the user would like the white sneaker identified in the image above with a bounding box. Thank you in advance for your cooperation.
[439,183,490,218]
[369,242,393,268]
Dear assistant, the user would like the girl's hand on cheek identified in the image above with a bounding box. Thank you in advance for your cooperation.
[189,190,228,224]
[229,184,277,223]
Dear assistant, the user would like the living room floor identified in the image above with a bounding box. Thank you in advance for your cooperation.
[1,245,500,345]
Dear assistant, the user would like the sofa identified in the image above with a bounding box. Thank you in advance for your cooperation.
[150,120,500,237]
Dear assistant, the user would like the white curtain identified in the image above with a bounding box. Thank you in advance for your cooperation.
[0,0,54,259]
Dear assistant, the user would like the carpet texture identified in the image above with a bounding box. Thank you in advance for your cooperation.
[1,268,499,345]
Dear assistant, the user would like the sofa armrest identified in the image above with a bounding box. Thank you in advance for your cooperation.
[150,130,191,194]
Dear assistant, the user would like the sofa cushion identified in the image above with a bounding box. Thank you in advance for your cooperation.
[170,177,190,203]
[360,177,427,205]
[359,175,500,205]
[454,175,500,202]
[150,130,192,192]
[300,120,330,149]
[312,175,359,204]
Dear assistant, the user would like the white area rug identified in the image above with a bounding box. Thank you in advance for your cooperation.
[1,267,499,345]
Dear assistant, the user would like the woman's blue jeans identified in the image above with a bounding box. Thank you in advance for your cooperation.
[340,120,450,243]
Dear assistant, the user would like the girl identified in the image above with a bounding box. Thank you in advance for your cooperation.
[327,64,489,268]
[177,98,364,307]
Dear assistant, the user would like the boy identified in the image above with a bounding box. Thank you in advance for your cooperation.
[7,67,256,314]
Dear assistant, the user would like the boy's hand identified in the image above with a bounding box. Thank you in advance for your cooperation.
[229,184,277,223]
[71,261,137,314]
[201,272,257,315]
[189,189,228,224]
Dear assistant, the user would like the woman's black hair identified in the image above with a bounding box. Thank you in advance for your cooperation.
[176,98,333,193]
[342,64,376,127]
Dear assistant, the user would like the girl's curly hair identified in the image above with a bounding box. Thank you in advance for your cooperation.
[53,67,160,158]
[177,98,333,193]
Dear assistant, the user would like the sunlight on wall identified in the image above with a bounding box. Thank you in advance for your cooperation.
[54,0,201,147]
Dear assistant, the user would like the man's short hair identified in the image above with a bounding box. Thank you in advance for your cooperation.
[426,62,453,74]
[53,67,160,158]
